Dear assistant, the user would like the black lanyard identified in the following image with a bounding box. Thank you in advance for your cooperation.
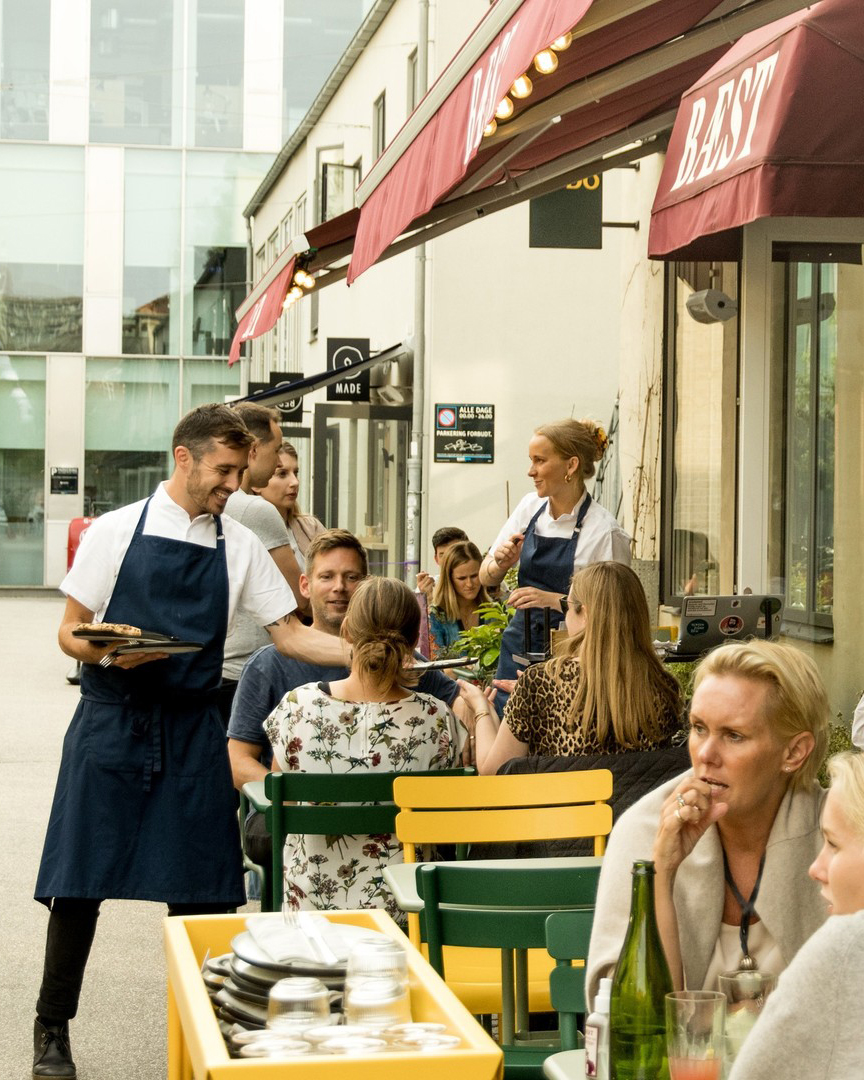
[722,850,766,966]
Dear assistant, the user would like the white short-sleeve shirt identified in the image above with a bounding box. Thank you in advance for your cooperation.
[490,490,632,573]
[61,482,296,631]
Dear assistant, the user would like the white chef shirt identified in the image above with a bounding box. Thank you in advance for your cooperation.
[490,490,632,573]
[61,482,296,631]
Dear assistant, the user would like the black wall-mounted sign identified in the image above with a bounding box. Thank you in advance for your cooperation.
[326,338,371,402]
[249,373,304,422]
[529,175,603,249]
[434,404,494,464]
[50,466,79,495]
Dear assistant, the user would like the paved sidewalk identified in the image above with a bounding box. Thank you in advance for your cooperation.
[1,592,253,1080]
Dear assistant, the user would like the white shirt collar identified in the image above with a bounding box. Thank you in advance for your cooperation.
[546,488,589,522]
[153,481,214,528]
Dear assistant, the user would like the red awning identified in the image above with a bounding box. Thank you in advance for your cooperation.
[648,0,864,260]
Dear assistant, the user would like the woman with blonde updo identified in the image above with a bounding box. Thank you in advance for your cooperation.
[264,576,458,915]
[480,418,631,708]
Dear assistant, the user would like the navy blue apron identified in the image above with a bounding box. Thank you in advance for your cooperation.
[495,493,592,711]
[36,498,245,906]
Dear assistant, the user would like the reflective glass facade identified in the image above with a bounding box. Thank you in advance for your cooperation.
[0,0,50,141]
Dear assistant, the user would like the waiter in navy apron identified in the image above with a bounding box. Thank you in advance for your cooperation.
[480,419,632,712]
[32,404,348,1080]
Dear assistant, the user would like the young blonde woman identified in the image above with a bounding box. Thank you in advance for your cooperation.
[428,540,492,657]
[255,442,324,569]
[479,418,631,710]
[461,561,682,774]
[264,576,458,917]
[728,751,864,1080]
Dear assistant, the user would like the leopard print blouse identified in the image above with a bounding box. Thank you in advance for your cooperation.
[504,655,681,756]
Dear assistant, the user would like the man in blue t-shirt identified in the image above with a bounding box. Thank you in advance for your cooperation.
[227,528,460,865]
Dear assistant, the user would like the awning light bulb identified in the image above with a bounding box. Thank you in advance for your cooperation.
[550,32,573,52]
[295,270,315,289]
[510,73,533,99]
[483,118,498,138]
[495,95,514,121]
[288,285,304,301]
[534,49,559,75]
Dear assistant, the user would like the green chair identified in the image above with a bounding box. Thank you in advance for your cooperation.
[417,862,599,1079]
[546,910,593,1051]
[239,781,275,911]
[264,768,474,912]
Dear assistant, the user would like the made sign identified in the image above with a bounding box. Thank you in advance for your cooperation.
[326,338,370,402]
[434,404,494,464]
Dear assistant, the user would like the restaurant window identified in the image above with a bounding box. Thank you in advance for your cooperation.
[0,0,50,141]
[0,145,84,353]
[84,357,177,515]
[194,0,244,148]
[123,150,181,355]
[0,355,45,585]
[373,92,386,160]
[90,0,177,145]
[766,249,848,636]
[662,262,739,602]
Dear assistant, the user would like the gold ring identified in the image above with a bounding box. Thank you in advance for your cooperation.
[676,793,686,808]
[674,808,683,822]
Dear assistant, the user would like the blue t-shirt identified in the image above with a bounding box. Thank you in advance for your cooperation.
[227,644,459,768]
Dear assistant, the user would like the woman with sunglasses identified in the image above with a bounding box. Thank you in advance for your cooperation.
[461,561,682,775]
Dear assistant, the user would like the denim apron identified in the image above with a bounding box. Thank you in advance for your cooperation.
[495,494,592,712]
[35,498,245,906]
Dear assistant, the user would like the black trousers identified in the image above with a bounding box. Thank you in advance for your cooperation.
[36,897,233,1023]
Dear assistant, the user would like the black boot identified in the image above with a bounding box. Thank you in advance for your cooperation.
[33,1020,76,1079]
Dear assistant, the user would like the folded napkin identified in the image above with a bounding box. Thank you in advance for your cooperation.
[245,913,379,966]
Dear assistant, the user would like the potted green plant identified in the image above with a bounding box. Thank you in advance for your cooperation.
[440,600,514,685]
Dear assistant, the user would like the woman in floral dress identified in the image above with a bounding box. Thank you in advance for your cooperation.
[265,576,458,917]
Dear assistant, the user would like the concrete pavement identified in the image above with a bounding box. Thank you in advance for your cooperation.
[1,591,254,1079]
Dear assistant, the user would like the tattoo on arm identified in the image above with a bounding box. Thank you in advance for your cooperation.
[264,614,293,631]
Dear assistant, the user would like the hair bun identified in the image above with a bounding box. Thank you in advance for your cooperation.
[578,418,609,460]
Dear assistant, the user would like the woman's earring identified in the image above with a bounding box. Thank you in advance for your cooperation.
[564,473,571,484]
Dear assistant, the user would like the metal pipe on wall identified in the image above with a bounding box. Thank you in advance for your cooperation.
[405,0,429,588]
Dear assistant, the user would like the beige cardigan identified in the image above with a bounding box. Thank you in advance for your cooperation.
[585,772,827,1004]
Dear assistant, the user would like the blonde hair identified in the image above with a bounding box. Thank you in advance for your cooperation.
[553,562,682,746]
[535,418,609,481]
[432,541,489,623]
[827,752,864,839]
[694,639,829,788]
[342,577,420,691]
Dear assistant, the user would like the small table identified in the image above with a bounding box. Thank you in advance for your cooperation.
[164,908,503,1079]
[384,856,604,914]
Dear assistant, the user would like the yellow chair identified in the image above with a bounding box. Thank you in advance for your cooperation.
[393,770,613,1016]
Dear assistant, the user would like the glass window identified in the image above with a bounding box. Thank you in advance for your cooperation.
[662,262,739,600]
[84,357,177,515]
[768,260,837,629]
[90,0,177,145]
[0,0,50,140]
[317,148,359,223]
[194,0,244,148]
[0,145,84,352]
[123,151,182,355]
[0,355,45,585]
[183,150,271,358]
[182,357,241,411]
[282,0,365,141]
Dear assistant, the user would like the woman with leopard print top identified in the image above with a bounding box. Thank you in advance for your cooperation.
[460,562,683,773]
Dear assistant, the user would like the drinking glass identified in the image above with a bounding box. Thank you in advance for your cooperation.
[665,991,726,1080]
[718,969,777,1064]
[345,937,409,989]
[266,976,331,1033]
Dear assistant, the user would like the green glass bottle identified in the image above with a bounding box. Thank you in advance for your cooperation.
[609,860,673,1080]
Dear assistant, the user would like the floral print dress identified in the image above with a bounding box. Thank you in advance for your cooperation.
[264,682,458,919]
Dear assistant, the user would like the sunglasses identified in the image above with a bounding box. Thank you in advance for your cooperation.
[559,596,583,616]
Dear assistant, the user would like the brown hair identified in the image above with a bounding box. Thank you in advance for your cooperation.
[172,403,254,460]
[535,418,609,481]
[554,561,682,747]
[694,639,829,788]
[342,577,420,691]
[277,442,308,524]
[232,402,280,443]
[432,541,489,623]
[306,529,369,577]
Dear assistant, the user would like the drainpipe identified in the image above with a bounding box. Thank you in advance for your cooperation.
[405,0,429,588]
[242,214,254,391]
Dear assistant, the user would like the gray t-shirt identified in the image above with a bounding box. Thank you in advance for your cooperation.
[222,490,295,680]
[729,909,864,1080]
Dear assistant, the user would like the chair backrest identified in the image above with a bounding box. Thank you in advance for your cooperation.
[393,771,614,862]
[264,768,474,910]
[546,910,594,1050]
[417,862,599,1050]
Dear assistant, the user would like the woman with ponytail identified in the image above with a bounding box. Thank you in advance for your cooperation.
[264,576,458,915]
